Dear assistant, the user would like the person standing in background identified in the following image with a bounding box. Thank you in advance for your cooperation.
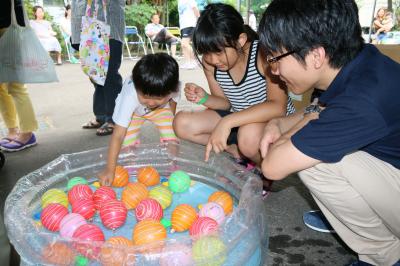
[59,4,79,63]
[71,0,125,136]
[248,9,257,31]
[178,0,200,69]
[0,0,39,152]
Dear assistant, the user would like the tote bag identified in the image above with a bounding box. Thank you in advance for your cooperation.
[0,0,58,83]
[79,0,110,86]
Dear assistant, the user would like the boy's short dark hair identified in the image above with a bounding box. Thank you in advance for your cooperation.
[259,0,364,68]
[132,53,179,97]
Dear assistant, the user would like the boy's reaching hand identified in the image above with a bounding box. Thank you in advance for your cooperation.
[184,83,206,104]
[98,168,115,186]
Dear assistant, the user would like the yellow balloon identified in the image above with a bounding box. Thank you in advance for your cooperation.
[149,185,172,209]
[41,188,68,208]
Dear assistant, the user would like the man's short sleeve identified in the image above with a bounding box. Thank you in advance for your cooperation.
[292,97,388,162]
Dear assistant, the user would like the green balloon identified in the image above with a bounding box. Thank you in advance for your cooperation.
[192,236,226,266]
[160,218,171,228]
[75,255,88,266]
[168,170,191,193]
[67,177,88,190]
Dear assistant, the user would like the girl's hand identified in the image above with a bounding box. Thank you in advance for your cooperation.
[260,122,282,158]
[184,83,206,103]
[98,168,115,186]
[204,119,231,161]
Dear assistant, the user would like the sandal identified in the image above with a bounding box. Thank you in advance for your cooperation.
[0,137,14,146]
[82,120,102,129]
[96,122,114,136]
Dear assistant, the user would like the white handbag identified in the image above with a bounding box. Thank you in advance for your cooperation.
[0,0,58,83]
[79,0,110,86]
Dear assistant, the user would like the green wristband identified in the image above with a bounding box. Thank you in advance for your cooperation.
[197,93,209,105]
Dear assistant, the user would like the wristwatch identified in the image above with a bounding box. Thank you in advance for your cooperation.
[304,103,323,115]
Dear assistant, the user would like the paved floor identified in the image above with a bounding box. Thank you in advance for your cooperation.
[0,60,356,265]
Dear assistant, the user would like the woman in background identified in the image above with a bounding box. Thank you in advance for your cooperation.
[30,5,62,65]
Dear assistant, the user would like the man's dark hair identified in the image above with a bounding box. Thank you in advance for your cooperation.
[132,53,179,97]
[259,0,364,68]
[192,3,258,56]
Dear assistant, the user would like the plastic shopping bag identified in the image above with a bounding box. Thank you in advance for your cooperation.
[0,0,58,83]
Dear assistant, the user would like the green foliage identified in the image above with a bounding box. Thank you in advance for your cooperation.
[168,0,179,27]
[125,3,160,33]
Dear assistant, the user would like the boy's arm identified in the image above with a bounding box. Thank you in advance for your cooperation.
[98,124,127,186]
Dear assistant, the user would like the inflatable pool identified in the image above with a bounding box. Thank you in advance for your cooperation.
[5,143,268,265]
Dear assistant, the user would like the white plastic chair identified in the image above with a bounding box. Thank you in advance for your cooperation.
[124,26,147,59]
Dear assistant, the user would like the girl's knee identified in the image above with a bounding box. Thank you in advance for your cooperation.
[237,134,259,157]
[173,111,192,138]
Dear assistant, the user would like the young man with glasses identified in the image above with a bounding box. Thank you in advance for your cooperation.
[258,0,400,265]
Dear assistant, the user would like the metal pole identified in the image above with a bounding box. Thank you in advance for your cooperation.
[368,0,377,43]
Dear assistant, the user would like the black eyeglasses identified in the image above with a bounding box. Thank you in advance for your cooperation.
[266,50,295,70]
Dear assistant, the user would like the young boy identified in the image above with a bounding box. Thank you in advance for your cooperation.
[258,0,400,265]
[99,53,180,186]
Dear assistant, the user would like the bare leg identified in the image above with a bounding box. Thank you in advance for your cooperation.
[173,109,221,145]
[237,122,268,166]
[171,44,177,58]
[57,52,62,64]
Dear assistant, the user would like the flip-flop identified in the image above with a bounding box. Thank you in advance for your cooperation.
[0,137,14,146]
[96,122,114,136]
[82,120,102,129]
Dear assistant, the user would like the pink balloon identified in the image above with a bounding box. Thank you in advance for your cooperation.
[72,198,95,220]
[68,184,93,205]
[160,244,194,266]
[199,202,226,225]
[99,200,128,229]
[189,216,218,237]
[59,213,87,238]
[41,203,69,232]
[73,224,105,260]
[93,186,116,210]
[135,198,163,222]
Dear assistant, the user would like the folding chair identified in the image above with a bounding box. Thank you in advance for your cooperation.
[59,25,78,63]
[146,32,168,54]
[124,26,147,59]
[165,26,182,57]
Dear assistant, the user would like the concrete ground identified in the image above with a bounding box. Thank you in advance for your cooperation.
[0,59,357,265]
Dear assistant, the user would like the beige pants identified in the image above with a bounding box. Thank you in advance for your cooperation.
[299,151,400,266]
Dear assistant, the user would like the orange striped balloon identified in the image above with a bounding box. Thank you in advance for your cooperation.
[101,236,133,266]
[137,166,160,187]
[112,165,129,187]
[121,182,148,209]
[171,204,197,232]
[208,191,233,215]
[133,220,167,245]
